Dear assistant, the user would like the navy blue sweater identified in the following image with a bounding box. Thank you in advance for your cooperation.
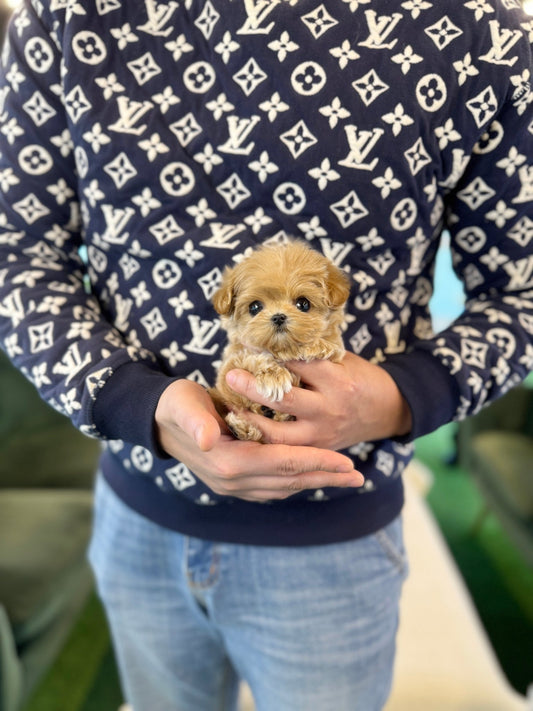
[0,0,532,545]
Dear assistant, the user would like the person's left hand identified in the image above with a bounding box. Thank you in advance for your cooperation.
[225,351,413,451]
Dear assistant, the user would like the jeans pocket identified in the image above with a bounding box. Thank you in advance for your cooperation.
[373,517,408,578]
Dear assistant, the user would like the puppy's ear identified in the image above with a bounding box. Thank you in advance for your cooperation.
[325,263,351,308]
[212,266,237,315]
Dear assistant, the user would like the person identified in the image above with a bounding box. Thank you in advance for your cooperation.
[0,1,532,709]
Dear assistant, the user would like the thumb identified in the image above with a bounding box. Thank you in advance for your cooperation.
[184,386,225,452]
[192,412,222,452]
[157,380,223,453]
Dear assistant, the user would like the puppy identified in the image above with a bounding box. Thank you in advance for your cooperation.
[210,240,351,442]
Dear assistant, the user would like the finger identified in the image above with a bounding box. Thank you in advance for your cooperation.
[219,452,365,494]
[233,411,316,447]
[194,417,224,452]
[238,477,364,502]
[225,368,316,414]
[201,440,363,499]
[286,358,335,387]
[171,385,224,452]
[233,469,365,501]
[234,442,359,478]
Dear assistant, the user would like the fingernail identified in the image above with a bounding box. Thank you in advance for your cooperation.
[194,424,204,445]
[225,370,237,387]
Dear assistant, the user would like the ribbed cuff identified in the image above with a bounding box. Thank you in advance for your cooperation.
[92,361,177,456]
[380,349,461,439]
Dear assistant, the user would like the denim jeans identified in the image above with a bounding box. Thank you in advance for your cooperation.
[88,475,408,711]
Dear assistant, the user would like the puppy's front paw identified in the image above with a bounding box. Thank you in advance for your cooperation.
[226,412,263,442]
[255,366,293,402]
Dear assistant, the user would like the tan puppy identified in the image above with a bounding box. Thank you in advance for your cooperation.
[210,240,351,442]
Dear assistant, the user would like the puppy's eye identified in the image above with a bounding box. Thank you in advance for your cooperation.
[249,300,263,317]
[295,297,311,312]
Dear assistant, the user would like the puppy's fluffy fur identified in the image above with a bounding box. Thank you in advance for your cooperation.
[210,240,351,442]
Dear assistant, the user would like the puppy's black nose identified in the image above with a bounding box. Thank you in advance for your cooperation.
[271,313,287,327]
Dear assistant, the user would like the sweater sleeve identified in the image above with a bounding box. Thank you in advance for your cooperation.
[0,1,172,443]
[381,35,533,439]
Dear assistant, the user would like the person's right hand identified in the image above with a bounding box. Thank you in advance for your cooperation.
[154,379,364,503]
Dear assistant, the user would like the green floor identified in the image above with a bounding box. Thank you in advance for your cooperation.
[416,423,533,696]
[23,424,533,710]
[22,594,122,711]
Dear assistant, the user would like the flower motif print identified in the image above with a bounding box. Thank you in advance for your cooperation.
[372,168,402,199]
[248,152,279,183]
[186,198,217,227]
[391,45,423,74]
[110,23,139,51]
[215,31,240,63]
[259,92,290,122]
[453,53,480,86]
[83,123,111,153]
[435,119,461,150]
[319,97,351,128]
[308,158,340,190]
[268,31,299,62]
[164,34,193,61]
[465,0,494,21]
[330,39,360,69]
[138,134,170,162]
[194,144,223,174]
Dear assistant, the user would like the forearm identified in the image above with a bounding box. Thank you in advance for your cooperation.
[383,85,533,435]
[0,3,158,437]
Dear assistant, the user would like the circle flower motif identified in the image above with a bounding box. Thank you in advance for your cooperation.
[273,182,306,215]
[160,162,195,197]
[72,31,107,65]
[291,61,326,96]
[19,145,53,175]
[183,61,216,93]
[416,74,447,112]
[25,37,54,73]
[390,198,417,231]
[474,120,504,154]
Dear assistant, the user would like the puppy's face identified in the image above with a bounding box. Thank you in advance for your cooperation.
[213,242,350,359]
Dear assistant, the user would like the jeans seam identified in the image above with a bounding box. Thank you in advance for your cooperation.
[373,526,407,577]
[185,538,221,591]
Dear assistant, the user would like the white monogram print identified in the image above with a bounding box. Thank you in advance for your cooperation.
[0,0,532,504]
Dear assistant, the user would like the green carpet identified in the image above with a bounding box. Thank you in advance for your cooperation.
[22,424,533,709]
[416,423,533,696]
[22,594,122,711]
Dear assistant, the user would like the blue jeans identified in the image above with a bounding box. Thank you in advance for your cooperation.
[88,475,408,711]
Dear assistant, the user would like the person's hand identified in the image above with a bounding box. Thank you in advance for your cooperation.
[154,379,364,502]
[224,352,412,451]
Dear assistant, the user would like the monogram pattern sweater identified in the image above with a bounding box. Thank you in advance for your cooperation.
[0,0,532,544]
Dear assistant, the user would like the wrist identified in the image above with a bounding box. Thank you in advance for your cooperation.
[377,365,413,439]
[393,390,413,438]
[93,361,176,451]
